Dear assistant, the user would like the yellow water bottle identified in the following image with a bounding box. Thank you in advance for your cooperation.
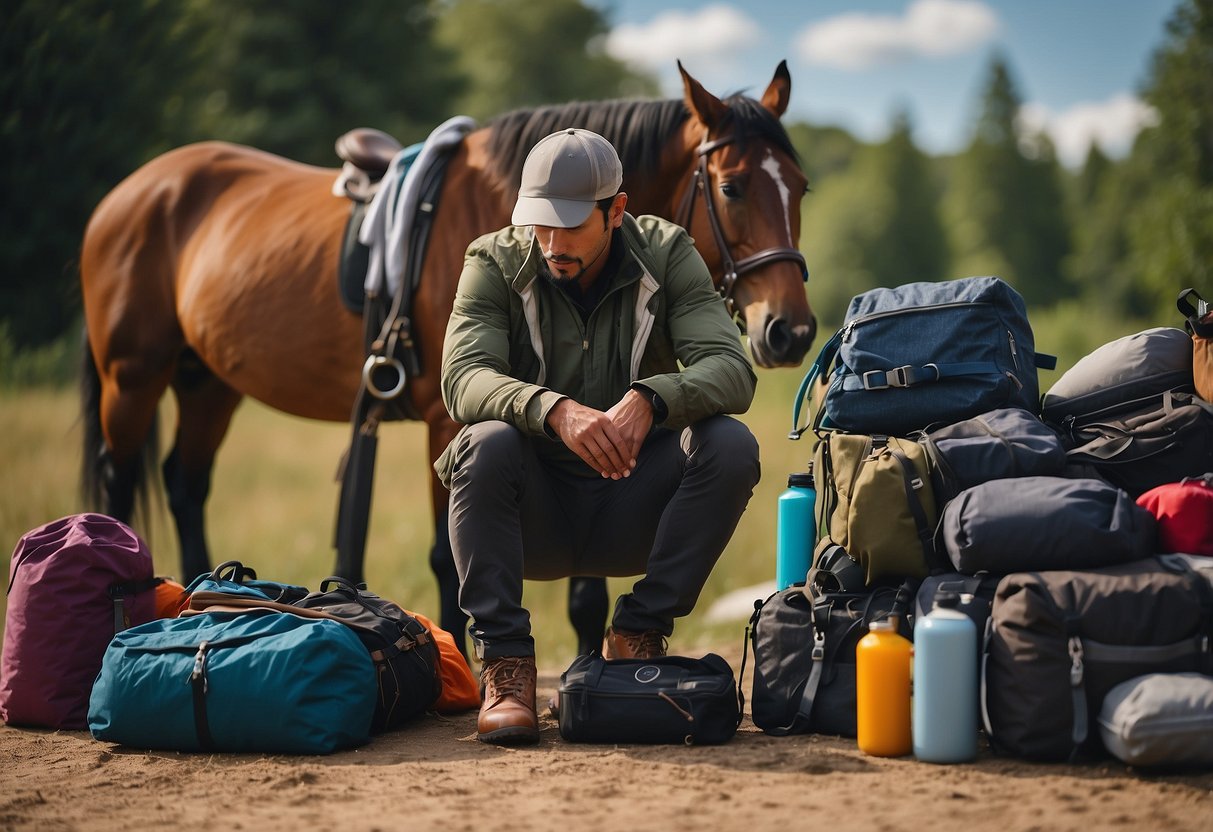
[855,615,912,757]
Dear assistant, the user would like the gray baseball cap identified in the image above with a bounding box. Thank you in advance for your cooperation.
[511,128,623,228]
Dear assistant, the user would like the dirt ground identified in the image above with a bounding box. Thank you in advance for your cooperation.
[3,651,1212,832]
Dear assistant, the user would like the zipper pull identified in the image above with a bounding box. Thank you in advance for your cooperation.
[582,339,589,351]
[190,640,210,694]
[1007,331,1021,371]
[1068,636,1084,687]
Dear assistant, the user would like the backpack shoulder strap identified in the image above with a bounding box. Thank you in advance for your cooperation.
[790,328,842,440]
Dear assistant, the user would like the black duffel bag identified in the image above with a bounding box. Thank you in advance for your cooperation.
[939,476,1156,576]
[916,407,1067,503]
[294,577,443,733]
[557,653,741,745]
[983,555,1213,761]
[749,579,916,737]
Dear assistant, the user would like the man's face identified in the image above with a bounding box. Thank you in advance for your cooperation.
[534,194,625,284]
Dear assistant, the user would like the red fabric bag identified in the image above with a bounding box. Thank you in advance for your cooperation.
[1,514,159,729]
[1137,475,1213,557]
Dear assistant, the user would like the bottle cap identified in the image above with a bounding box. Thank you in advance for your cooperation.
[788,472,814,488]
[933,591,961,610]
[868,616,898,633]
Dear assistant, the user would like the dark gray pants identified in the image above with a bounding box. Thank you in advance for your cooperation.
[447,415,760,659]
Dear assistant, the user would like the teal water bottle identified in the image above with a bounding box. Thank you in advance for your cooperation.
[912,592,978,763]
[776,471,816,589]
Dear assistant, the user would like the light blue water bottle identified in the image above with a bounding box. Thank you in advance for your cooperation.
[776,471,816,589]
[912,592,978,763]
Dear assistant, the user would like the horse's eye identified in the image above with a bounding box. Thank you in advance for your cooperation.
[719,181,741,199]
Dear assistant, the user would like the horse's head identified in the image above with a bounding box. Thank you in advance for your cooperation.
[675,61,816,368]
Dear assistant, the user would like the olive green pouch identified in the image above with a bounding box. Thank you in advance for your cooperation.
[812,432,940,585]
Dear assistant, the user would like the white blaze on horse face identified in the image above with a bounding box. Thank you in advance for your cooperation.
[760,150,793,241]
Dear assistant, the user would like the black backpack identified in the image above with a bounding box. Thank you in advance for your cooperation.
[295,577,443,733]
[749,579,917,738]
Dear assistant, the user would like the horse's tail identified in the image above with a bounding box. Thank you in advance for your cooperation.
[79,332,159,525]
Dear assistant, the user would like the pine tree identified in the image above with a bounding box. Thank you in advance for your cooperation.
[1122,0,1213,315]
[193,0,464,163]
[800,109,947,320]
[434,0,656,121]
[944,54,1071,306]
[0,0,208,348]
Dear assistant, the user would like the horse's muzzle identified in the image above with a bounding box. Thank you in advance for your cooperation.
[752,314,817,368]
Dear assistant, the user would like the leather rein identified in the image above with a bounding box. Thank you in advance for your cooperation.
[675,134,808,320]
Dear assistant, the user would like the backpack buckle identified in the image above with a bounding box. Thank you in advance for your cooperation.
[861,369,890,390]
[862,366,915,390]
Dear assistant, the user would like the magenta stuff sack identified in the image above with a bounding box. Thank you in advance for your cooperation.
[1,514,159,729]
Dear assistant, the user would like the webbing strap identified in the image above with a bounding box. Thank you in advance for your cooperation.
[189,640,216,752]
[841,361,1001,392]
[886,442,939,572]
[109,577,164,632]
[1065,624,1088,761]
[736,625,750,728]
[789,329,841,440]
[787,628,827,733]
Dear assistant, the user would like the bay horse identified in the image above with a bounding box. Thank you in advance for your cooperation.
[79,61,816,656]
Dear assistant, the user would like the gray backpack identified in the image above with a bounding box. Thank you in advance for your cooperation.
[1042,327,1213,497]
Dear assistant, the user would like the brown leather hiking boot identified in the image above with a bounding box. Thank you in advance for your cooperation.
[603,627,668,660]
[477,655,539,745]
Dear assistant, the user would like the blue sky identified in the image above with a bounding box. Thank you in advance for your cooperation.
[587,0,1181,167]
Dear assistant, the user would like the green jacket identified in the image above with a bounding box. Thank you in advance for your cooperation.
[435,213,757,485]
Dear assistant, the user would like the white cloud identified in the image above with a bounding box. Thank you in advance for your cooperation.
[1018,94,1160,168]
[604,4,762,70]
[796,0,999,71]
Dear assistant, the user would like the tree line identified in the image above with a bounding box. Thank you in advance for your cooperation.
[3,0,1211,359]
[801,0,1213,327]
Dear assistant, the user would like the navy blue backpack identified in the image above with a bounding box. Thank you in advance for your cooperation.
[791,276,1056,438]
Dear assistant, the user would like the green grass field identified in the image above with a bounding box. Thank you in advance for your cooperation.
[0,379,803,667]
[0,305,1161,667]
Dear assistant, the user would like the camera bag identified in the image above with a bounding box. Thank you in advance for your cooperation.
[557,653,741,745]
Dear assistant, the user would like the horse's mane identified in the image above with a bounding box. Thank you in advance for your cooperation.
[484,94,799,200]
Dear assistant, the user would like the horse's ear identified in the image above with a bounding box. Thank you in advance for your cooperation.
[678,60,727,130]
[760,60,792,119]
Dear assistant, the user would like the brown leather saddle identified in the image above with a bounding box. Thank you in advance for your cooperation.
[334,128,404,312]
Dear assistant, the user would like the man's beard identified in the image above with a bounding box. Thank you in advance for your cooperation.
[541,256,588,282]
[541,226,611,283]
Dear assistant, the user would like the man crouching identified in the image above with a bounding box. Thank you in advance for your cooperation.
[436,128,760,744]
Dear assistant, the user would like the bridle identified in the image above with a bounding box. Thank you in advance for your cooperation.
[675,134,809,319]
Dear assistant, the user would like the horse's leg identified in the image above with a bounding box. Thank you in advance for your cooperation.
[568,576,609,657]
[165,356,243,583]
[90,349,175,528]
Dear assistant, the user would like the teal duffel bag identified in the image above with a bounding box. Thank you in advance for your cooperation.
[88,608,376,754]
